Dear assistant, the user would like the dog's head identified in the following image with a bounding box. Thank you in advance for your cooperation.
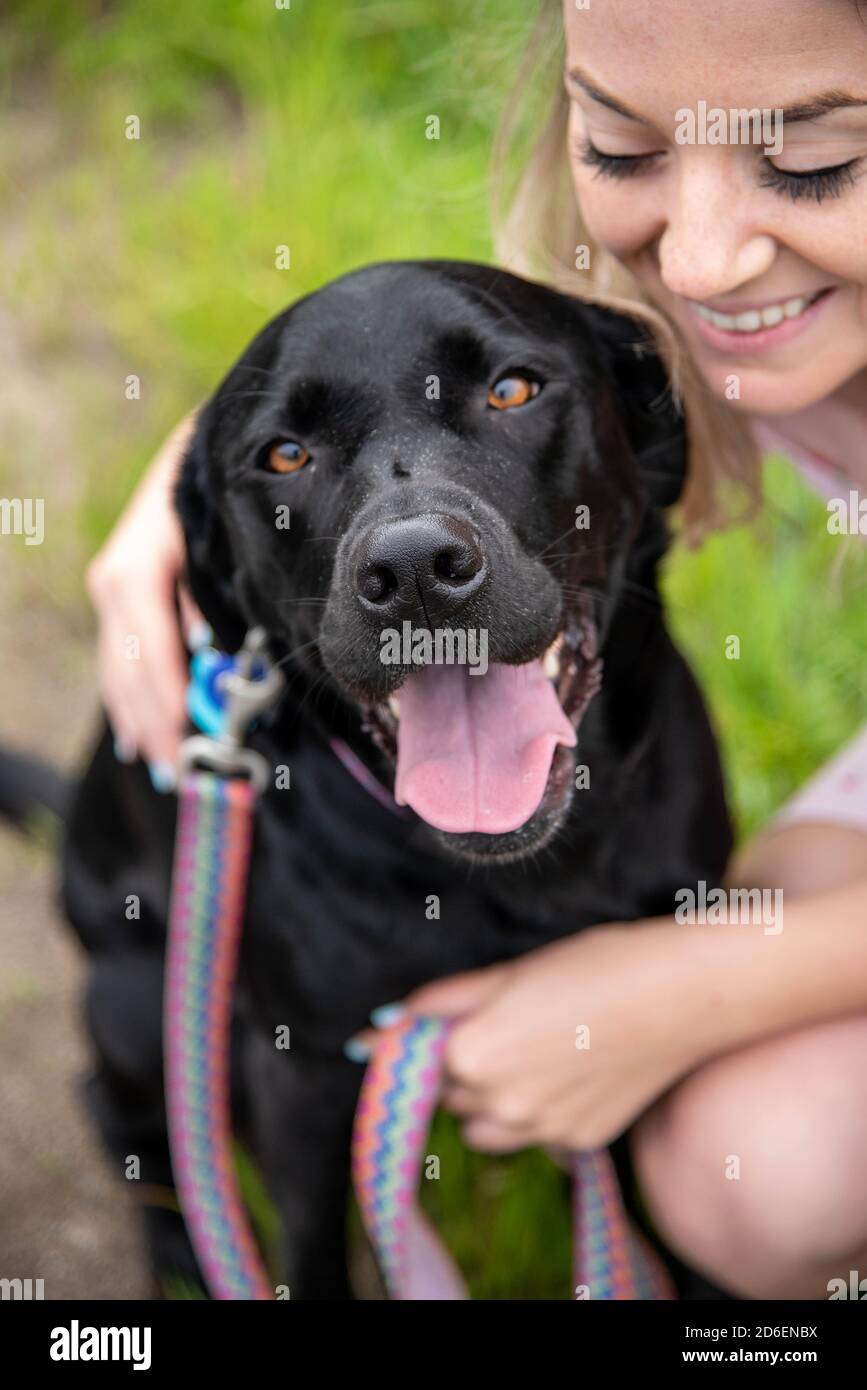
[177,261,685,863]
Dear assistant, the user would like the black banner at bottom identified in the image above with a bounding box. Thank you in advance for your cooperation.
[3,1296,863,1375]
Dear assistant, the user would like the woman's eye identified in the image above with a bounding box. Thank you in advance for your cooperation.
[578,137,662,180]
[580,131,860,204]
[266,440,311,473]
[760,159,859,203]
[487,375,540,410]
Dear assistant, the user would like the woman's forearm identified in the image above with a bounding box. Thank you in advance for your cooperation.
[671,877,867,1062]
[85,409,201,769]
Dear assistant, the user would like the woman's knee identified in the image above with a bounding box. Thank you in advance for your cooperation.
[631,1018,867,1295]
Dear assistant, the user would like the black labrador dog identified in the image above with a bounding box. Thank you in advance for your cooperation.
[58,260,732,1299]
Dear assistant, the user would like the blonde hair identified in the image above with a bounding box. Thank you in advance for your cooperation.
[490,2,761,540]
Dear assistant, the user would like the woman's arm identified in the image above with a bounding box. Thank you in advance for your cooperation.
[696,866,867,1052]
[86,412,203,779]
[349,868,867,1153]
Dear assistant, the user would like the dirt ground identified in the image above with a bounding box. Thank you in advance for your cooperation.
[0,556,149,1300]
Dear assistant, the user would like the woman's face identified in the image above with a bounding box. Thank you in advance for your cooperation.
[563,0,867,414]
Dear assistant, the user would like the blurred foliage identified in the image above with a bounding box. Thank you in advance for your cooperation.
[1,0,864,1299]
[2,0,547,537]
[663,459,865,836]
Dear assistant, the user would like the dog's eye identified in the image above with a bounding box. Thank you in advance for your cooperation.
[487,375,540,410]
[266,440,311,474]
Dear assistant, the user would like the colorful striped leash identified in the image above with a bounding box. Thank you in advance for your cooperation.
[353,1015,677,1300]
[165,770,272,1299]
[165,628,283,1300]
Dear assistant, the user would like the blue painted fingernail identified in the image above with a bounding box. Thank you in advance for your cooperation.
[113,735,136,764]
[369,1002,405,1029]
[188,621,213,652]
[343,1037,372,1063]
[148,761,177,794]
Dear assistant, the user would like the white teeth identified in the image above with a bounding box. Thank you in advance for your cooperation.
[543,638,562,682]
[694,293,817,334]
[387,695,400,719]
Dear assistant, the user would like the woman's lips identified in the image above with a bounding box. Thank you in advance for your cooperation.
[682,287,836,355]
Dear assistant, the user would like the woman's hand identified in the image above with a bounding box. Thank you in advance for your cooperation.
[352,869,867,1155]
[354,922,714,1153]
[85,413,205,784]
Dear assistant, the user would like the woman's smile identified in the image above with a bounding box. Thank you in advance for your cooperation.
[680,285,837,356]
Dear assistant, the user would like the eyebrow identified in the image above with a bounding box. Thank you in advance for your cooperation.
[779,91,867,123]
[566,68,867,127]
[565,67,644,122]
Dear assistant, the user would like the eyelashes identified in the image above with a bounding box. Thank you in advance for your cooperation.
[578,137,860,204]
[578,138,660,180]
[758,159,858,202]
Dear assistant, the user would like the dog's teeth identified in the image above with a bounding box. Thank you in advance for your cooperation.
[543,647,560,681]
[387,695,401,719]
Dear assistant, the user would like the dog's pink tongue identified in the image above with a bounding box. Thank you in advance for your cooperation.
[394,661,576,834]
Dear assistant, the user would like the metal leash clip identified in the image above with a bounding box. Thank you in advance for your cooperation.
[178,626,284,797]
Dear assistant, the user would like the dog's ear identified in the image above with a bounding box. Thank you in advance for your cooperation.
[174,407,247,652]
[577,303,687,510]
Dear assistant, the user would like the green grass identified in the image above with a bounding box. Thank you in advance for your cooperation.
[418,1112,573,1299]
[2,0,864,1299]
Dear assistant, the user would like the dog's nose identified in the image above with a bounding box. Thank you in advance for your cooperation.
[354,513,486,622]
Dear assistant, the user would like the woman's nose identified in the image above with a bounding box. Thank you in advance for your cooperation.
[657,159,777,302]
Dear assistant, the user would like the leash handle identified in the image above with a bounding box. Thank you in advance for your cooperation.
[353,1016,677,1301]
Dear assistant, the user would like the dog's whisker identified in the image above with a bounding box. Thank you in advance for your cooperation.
[542,538,624,562]
[271,637,322,670]
[287,626,372,722]
[533,526,581,561]
[273,597,329,606]
[230,364,279,379]
[218,389,285,403]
